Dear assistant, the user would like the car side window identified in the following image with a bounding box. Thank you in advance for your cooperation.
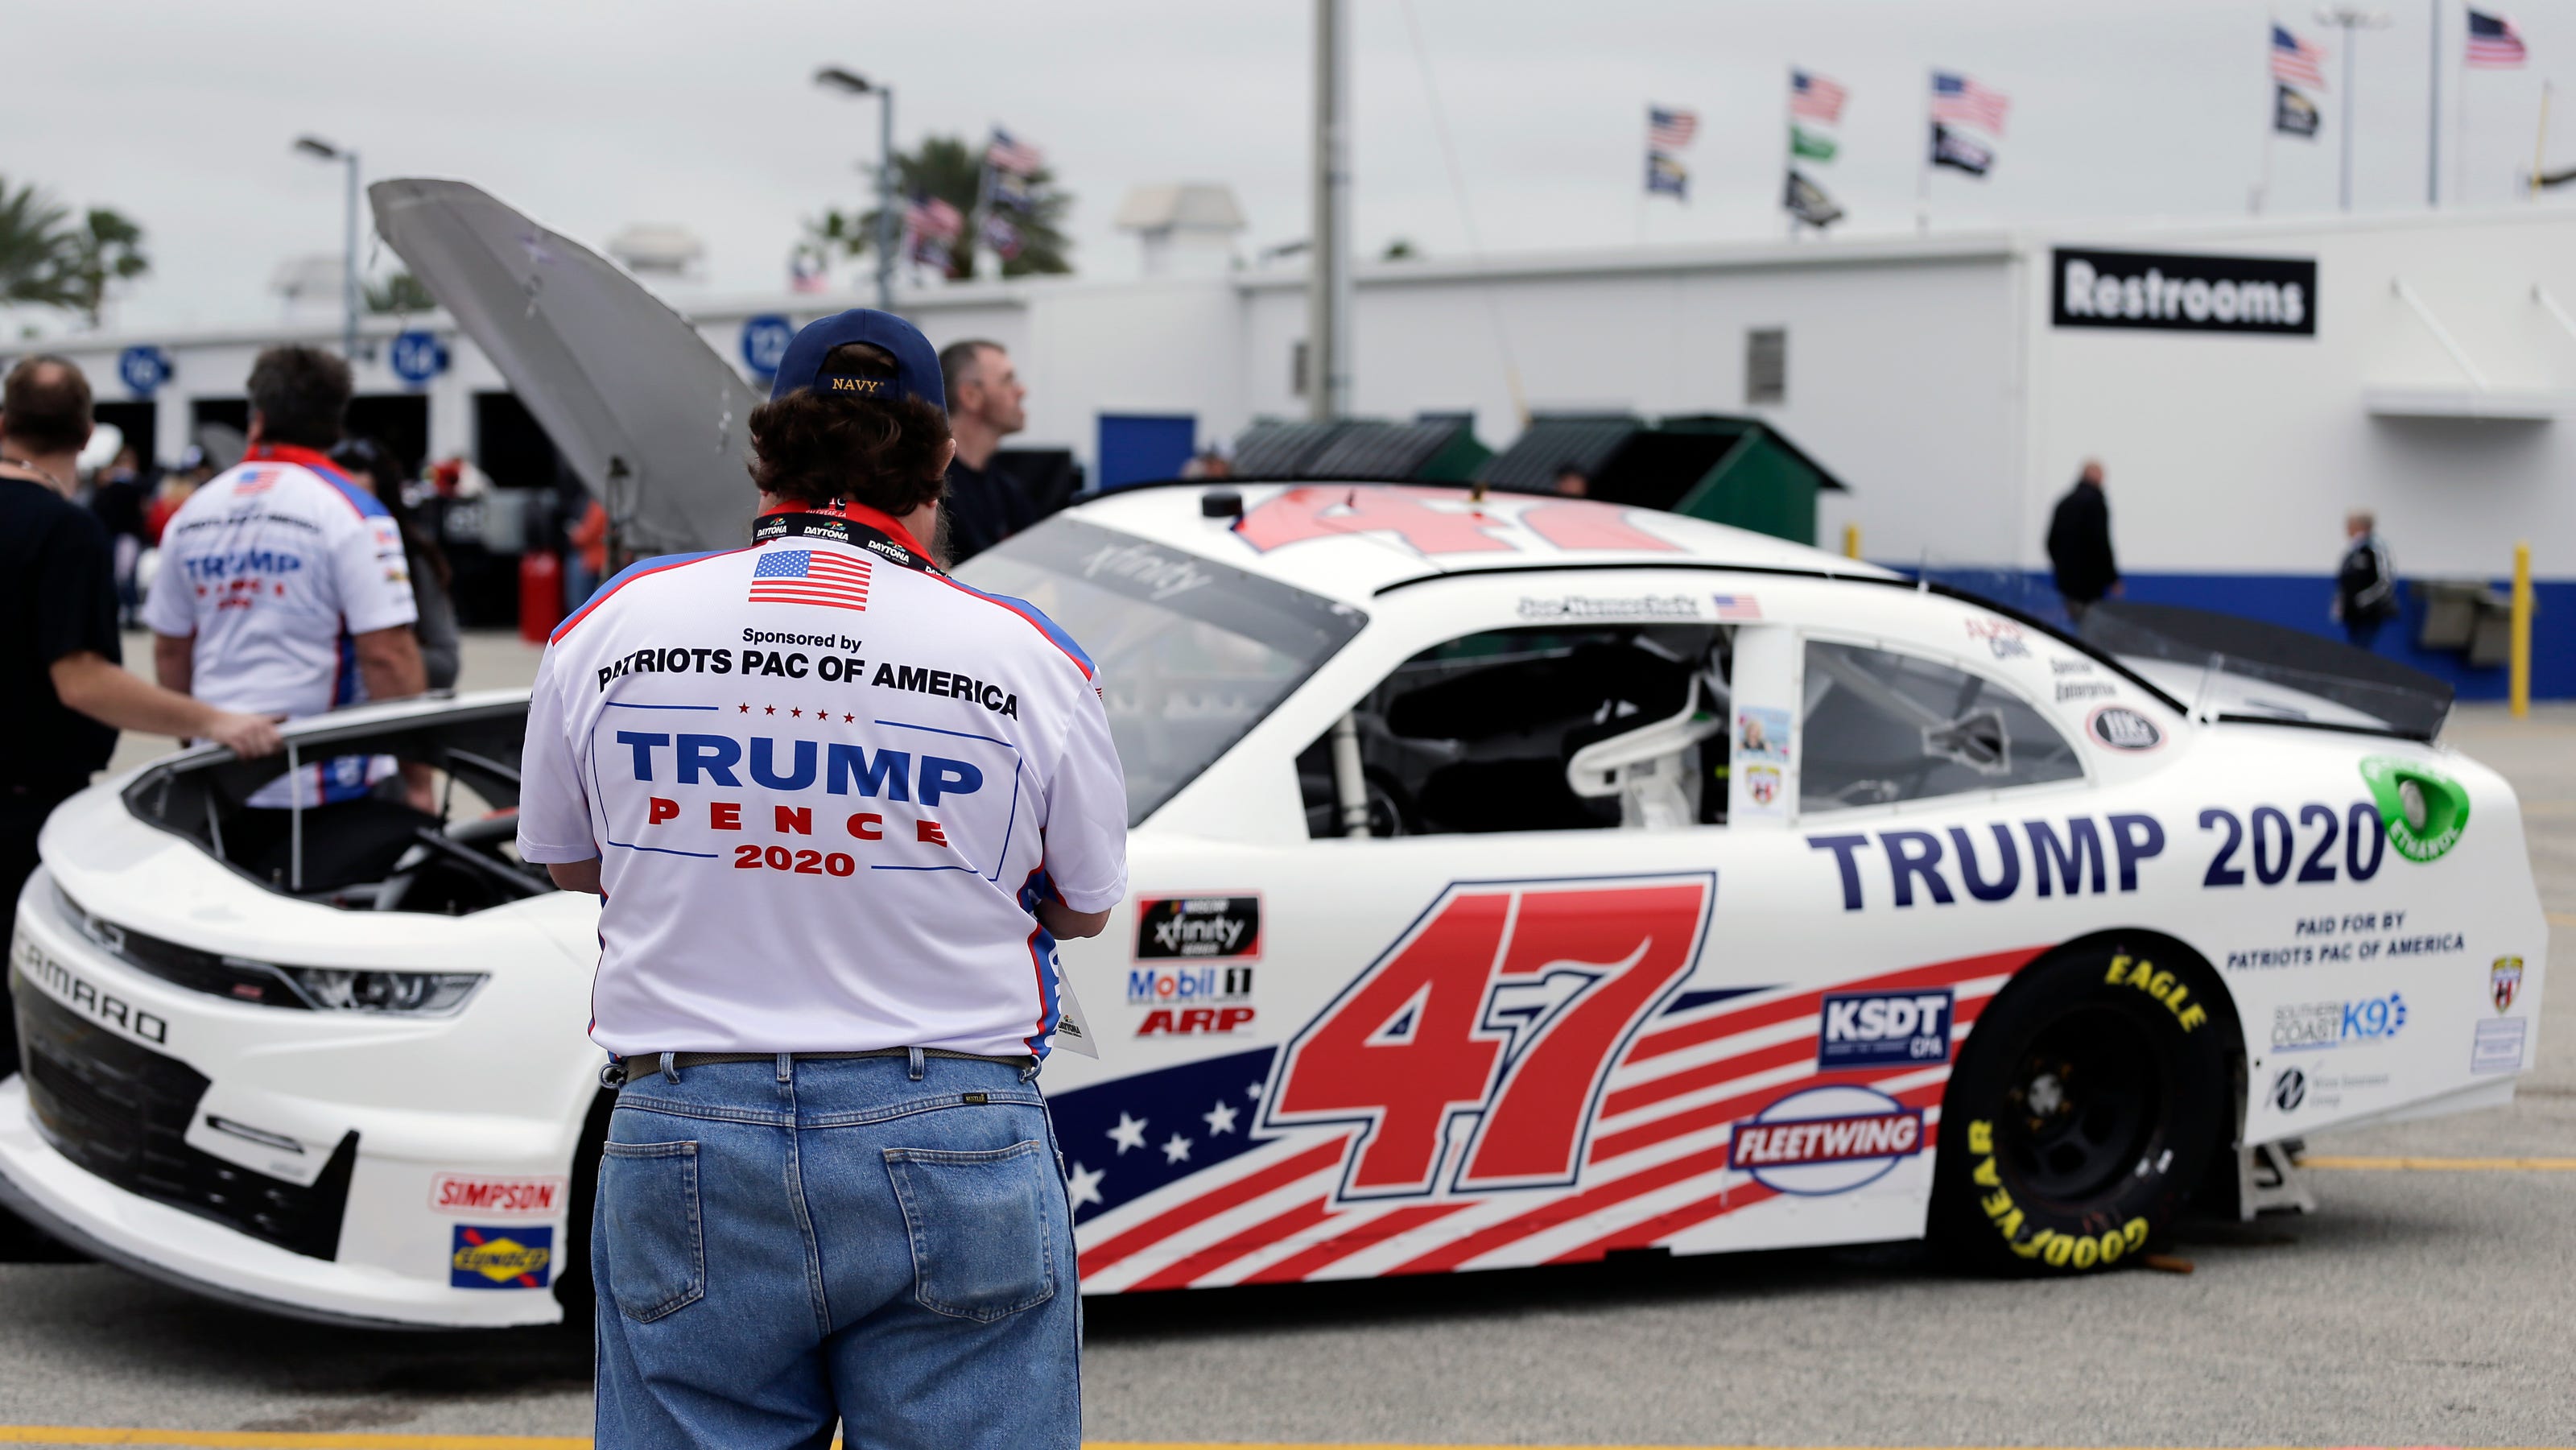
[1298,625,1731,838]
[1798,639,2081,813]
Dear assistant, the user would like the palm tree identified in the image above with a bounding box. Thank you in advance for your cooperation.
[0,178,76,311]
[60,209,150,328]
[807,134,1072,283]
[367,270,436,314]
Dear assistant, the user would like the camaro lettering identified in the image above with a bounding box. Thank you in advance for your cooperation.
[12,956,168,1045]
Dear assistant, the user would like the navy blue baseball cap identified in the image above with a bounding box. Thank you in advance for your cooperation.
[766,308,947,410]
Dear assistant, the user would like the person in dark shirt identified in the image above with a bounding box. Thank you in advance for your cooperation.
[2332,509,2400,650]
[0,357,281,1081]
[332,436,464,691]
[90,446,151,627]
[2046,458,2120,625]
[934,337,1034,564]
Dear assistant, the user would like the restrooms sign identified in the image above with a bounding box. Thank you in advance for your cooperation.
[2051,247,2317,337]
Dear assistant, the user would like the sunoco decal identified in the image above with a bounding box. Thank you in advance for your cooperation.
[2052,247,2316,337]
[1134,895,1261,961]
[2358,757,2471,862]
[450,1225,552,1289]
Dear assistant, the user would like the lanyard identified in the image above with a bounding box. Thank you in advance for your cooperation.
[752,508,942,577]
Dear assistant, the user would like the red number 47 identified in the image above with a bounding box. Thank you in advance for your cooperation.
[1263,876,1713,1200]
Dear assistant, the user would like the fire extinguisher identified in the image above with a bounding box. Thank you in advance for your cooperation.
[519,550,565,643]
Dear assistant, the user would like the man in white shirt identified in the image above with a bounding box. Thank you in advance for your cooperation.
[146,346,428,812]
[518,309,1125,1449]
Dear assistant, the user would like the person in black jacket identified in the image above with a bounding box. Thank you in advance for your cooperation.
[2332,509,2399,650]
[2046,459,2120,624]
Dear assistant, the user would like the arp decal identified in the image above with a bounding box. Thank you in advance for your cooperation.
[1137,1005,1256,1037]
[2491,956,2524,1014]
[430,1175,565,1217]
[1134,896,1261,961]
[1262,874,1713,1200]
[450,1225,552,1289]
[1816,989,1951,1069]
[2358,757,2471,863]
[1726,1086,1925,1196]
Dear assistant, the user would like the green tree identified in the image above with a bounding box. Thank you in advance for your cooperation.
[60,209,150,328]
[0,178,76,311]
[367,270,436,314]
[808,134,1072,283]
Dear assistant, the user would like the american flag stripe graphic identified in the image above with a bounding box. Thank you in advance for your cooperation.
[2466,10,2528,68]
[748,548,872,610]
[1074,948,2023,1291]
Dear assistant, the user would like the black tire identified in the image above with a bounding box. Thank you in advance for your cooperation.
[1934,940,2230,1274]
[551,1088,617,1328]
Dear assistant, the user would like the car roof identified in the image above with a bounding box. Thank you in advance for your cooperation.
[1061,481,1897,607]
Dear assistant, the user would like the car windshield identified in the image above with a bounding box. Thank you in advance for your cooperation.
[959,515,1368,825]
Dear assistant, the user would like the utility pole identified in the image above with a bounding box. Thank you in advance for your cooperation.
[815,66,897,312]
[1307,0,1351,422]
[2427,0,2442,205]
[2316,6,2392,212]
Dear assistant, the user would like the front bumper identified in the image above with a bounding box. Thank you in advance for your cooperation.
[3,867,601,1329]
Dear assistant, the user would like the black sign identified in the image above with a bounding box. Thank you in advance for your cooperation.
[2051,247,2316,337]
[1134,895,1261,960]
[2087,705,2164,752]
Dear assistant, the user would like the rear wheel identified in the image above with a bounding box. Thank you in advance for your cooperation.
[1934,941,2229,1274]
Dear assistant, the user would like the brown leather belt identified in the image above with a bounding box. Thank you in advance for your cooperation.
[607,1047,1034,1088]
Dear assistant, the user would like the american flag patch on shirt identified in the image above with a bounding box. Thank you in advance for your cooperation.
[749,549,872,611]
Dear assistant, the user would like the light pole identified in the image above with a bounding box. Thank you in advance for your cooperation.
[292,135,361,361]
[814,66,896,312]
[2316,6,2392,211]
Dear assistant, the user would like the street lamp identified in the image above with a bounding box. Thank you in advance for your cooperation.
[2315,6,2392,211]
[814,66,896,312]
[293,135,361,361]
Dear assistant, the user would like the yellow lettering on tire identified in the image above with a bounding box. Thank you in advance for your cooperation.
[1967,1121,1995,1155]
[2104,955,2132,985]
[2098,1229,2124,1265]
[2177,1004,2207,1032]
[1972,1156,2002,1188]
[2042,1233,2075,1267]
[2072,1237,2099,1269]
[2122,1217,2150,1249]
[1981,1186,2013,1218]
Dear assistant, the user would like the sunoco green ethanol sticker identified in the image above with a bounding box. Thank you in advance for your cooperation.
[2359,756,2471,862]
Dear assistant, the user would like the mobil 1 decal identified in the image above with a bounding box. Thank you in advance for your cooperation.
[1261,874,1714,1200]
[2051,247,2316,337]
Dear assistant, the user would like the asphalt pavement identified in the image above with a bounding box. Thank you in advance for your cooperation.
[1,635,2565,1448]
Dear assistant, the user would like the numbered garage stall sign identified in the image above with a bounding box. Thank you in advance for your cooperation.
[741,315,795,378]
[390,330,451,388]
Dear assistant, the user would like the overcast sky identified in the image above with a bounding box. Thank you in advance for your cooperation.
[12,0,2576,336]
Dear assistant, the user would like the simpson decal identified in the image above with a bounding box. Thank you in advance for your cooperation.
[429,1175,566,1217]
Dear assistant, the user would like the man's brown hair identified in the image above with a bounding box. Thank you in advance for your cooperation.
[0,355,93,456]
[746,343,952,518]
[246,345,353,449]
[936,338,1002,413]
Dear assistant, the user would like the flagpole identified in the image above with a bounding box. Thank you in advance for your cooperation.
[1917,70,1934,233]
[1786,68,1800,240]
[2534,80,2553,199]
[2260,17,2277,215]
[2458,35,2471,202]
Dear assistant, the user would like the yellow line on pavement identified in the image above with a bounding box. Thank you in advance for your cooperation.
[2,1437,2571,1450]
[2545,911,2576,927]
[2304,1155,2576,1171]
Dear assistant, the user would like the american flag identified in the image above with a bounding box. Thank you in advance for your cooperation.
[982,213,1025,261]
[985,127,1046,176]
[2270,24,2328,89]
[906,194,963,242]
[1648,105,1699,151]
[1710,593,1763,621]
[787,249,828,294]
[1930,71,2010,136]
[749,549,872,611]
[1790,70,1847,124]
[2467,10,2528,68]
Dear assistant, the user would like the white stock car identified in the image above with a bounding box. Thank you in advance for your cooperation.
[2,481,2547,1327]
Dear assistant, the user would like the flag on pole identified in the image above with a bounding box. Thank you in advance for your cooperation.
[1649,105,1699,150]
[788,248,828,293]
[2270,25,2330,88]
[1646,151,1690,198]
[985,127,1046,175]
[1783,169,1844,227]
[980,213,1025,262]
[2466,10,2528,68]
[1790,126,1839,161]
[1790,70,1847,124]
[906,193,964,242]
[1930,71,2011,135]
[2273,85,2322,138]
[989,170,1034,212]
[1930,122,1995,176]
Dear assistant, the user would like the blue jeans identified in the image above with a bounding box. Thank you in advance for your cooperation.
[594,1053,1080,1450]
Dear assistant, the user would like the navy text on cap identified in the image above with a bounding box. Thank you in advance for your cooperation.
[766,308,947,411]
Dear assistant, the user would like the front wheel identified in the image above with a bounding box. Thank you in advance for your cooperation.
[1934,941,2229,1274]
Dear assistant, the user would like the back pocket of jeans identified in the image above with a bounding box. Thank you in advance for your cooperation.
[883,1140,1057,1322]
[599,1140,704,1323]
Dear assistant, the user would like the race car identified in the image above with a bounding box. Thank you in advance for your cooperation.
[1,478,2547,1327]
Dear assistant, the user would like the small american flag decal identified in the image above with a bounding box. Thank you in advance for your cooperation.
[749,549,872,611]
